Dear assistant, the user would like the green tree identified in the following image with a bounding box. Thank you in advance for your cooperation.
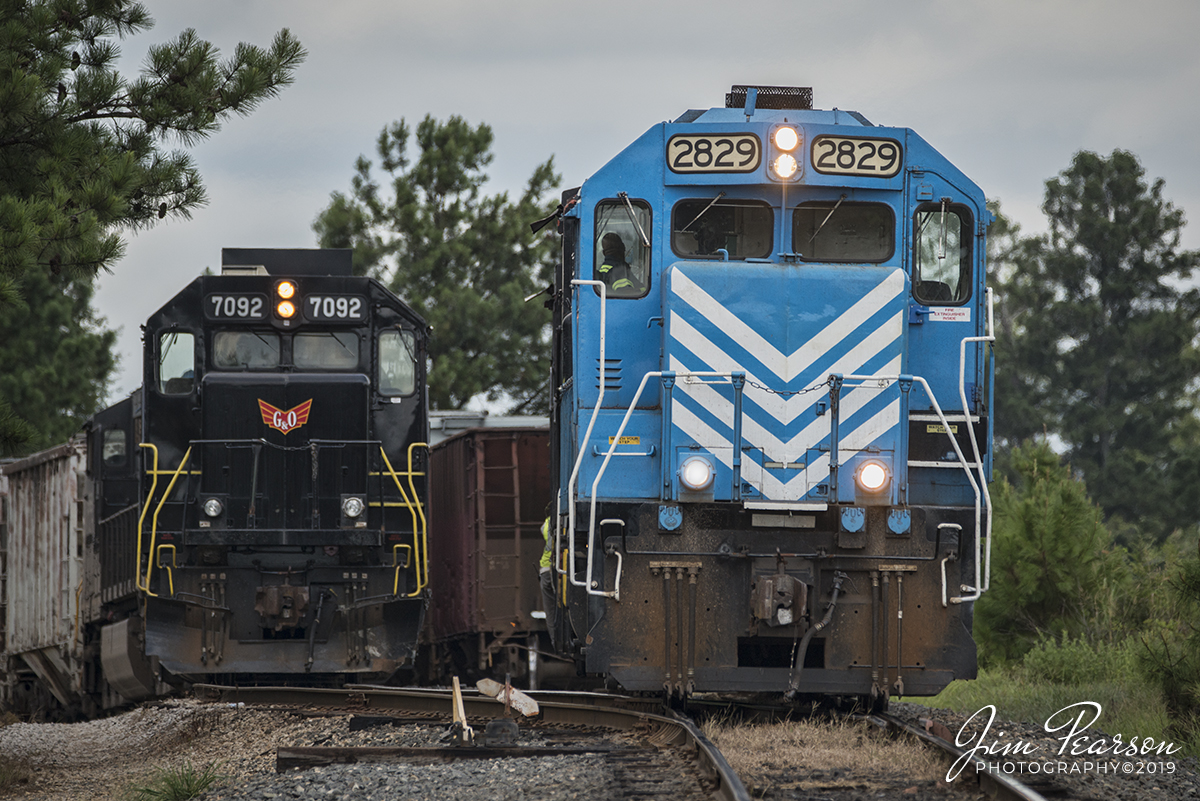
[313,116,560,411]
[0,0,306,454]
[0,264,114,452]
[992,151,1200,535]
[989,200,1055,452]
[976,440,1126,664]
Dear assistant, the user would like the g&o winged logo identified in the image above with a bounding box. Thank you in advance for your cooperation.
[258,398,313,434]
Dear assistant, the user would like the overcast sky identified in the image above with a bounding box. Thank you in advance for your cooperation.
[94,0,1200,401]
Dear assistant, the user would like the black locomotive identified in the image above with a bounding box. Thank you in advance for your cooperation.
[1,249,431,714]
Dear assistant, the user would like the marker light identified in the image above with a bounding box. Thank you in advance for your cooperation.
[276,280,297,300]
[773,154,798,179]
[276,300,296,318]
[856,460,889,493]
[679,455,715,491]
[773,126,799,152]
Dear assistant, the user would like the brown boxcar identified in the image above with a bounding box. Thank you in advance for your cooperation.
[424,422,569,687]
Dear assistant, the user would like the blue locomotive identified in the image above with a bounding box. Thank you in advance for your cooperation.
[546,86,994,705]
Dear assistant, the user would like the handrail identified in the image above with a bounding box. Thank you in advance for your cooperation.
[407,442,430,594]
[584,370,743,601]
[837,371,984,604]
[563,279,608,591]
[145,446,192,597]
[135,443,160,593]
[391,544,413,596]
[955,286,996,600]
[379,447,425,597]
[156,544,178,596]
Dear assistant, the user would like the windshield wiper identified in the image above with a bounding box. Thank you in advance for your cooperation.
[807,194,847,244]
[680,192,727,233]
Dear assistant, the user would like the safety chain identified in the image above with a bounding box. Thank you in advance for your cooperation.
[743,376,833,398]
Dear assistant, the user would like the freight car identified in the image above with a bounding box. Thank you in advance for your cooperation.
[544,86,995,707]
[420,414,574,689]
[1,249,431,716]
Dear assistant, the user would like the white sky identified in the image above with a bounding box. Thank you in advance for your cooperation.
[95,0,1200,400]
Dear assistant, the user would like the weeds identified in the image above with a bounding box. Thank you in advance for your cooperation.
[123,761,224,801]
[0,756,32,795]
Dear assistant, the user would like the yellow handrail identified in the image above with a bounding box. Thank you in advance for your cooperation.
[379,447,424,597]
[144,447,192,597]
[135,444,161,593]
[407,442,429,593]
[156,544,178,596]
[391,544,413,595]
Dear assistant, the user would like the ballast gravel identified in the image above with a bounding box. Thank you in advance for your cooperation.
[0,699,631,801]
[0,698,1196,800]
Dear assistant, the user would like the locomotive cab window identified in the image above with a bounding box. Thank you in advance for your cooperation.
[594,198,651,298]
[102,428,127,468]
[672,198,773,259]
[295,331,359,369]
[792,201,894,262]
[212,331,281,369]
[158,331,194,394]
[379,329,417,396]
[913,202,972,305]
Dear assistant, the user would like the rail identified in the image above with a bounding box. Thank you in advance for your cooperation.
[192,684,752,801]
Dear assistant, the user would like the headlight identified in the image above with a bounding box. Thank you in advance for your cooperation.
[679,455,715,491]
[855,460,890,493]
[773,154,798,179]
[202,498,223,517]
[342,496,365,518]
[773,126,799,152]
[276,300,296,318]
[276,280,296,300]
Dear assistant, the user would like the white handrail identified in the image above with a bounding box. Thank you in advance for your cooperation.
[955,286,996,600]
[562,280,607,590]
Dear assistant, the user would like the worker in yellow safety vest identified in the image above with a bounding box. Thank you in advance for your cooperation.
[539,514,560,649]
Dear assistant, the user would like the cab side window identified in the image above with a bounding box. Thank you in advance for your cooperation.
[158,332,194,394]
[594,199,651,298]
[379,329,417,396]
[913,202,972,305]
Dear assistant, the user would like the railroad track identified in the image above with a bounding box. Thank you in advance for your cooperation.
[193,684,751,801]
[873,712,1050,801]
[192,685,1055,801]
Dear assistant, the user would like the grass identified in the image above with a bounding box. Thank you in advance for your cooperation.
[0,756,33,795]
[123,761,224,801]
[921,645,1197,758]
[703,714,947,796]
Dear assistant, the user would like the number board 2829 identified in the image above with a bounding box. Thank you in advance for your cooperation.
[667,133,761,173]
[811,135,902,178]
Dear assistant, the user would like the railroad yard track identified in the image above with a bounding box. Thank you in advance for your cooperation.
[1,686,1193,800]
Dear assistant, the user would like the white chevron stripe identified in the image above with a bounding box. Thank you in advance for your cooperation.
[670,309,905,426]
[669,352,903,501]
[669,268,906,383]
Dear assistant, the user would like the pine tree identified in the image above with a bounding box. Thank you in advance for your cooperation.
[0,264,114,452]
[0,0,306,454]
[992,151,1200,535]
[314,116,560,411]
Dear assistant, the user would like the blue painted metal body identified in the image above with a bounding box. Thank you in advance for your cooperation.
[550,90,993,700]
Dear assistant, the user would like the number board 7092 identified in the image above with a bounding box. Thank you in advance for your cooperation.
[811,135,902,178]
[667,133,761,173]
